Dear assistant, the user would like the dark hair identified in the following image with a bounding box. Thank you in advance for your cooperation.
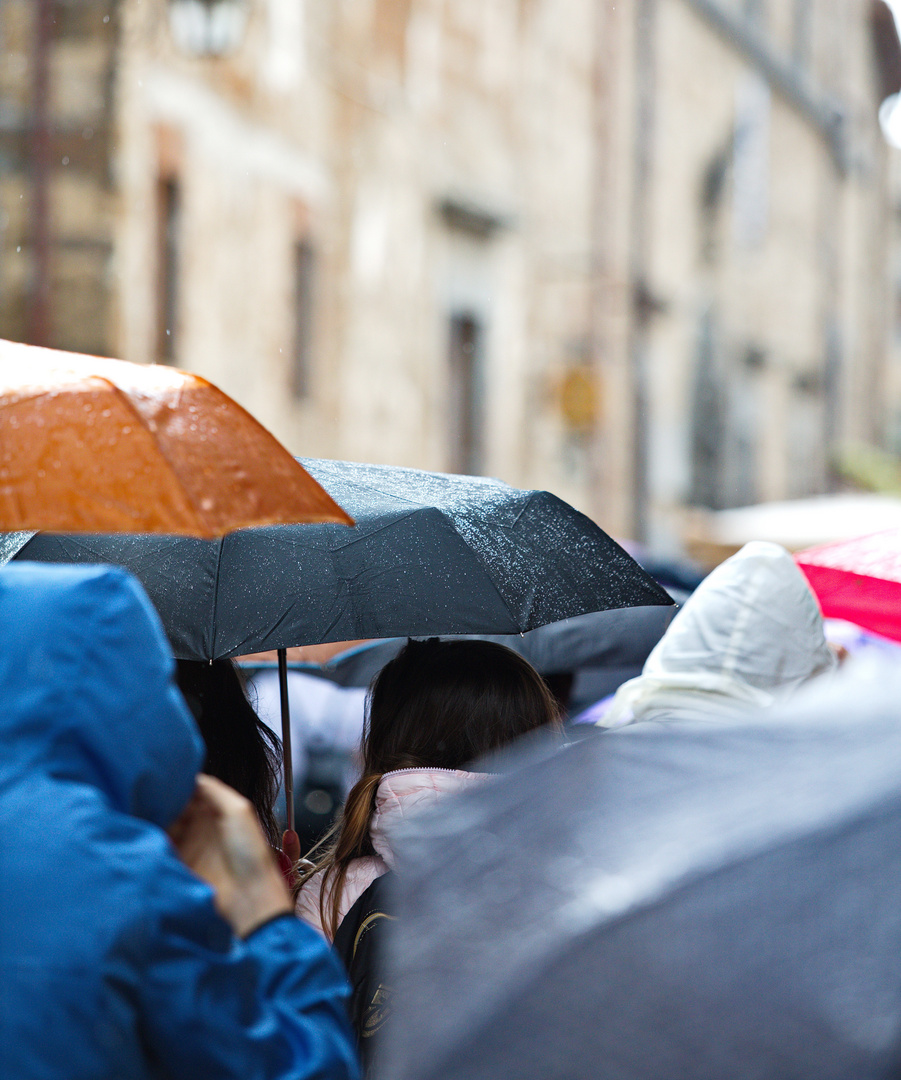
[175,659,281,848]
[300,638,560,936]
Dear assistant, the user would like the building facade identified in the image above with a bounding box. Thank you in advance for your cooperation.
[599,0,901,549]
[2,0,900,550]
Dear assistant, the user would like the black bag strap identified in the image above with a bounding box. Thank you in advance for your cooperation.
[332,872,395,1070]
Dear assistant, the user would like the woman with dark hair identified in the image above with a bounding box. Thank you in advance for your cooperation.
[175,659,282,849]
[296,637,561,941]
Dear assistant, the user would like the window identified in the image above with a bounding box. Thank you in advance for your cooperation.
[690,311,725,509]
[732,74,770,249]
[447,312,484,475]
[168,0,248,57]
[291,239,315,398]
[156,177,180,365]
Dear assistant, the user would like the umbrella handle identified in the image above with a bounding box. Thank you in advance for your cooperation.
[277,648,295,833]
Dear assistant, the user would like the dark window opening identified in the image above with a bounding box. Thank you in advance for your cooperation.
[690,311,725,509]
[292,239,315,398]
[448,312,485,475]
[156,177,180,365]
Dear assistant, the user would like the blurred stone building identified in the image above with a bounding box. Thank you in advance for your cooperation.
[0,0,117,356]
[2,0,900,549]
[598,0,901,548]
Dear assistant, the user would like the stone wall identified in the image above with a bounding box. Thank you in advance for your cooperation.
[2,0,899,551]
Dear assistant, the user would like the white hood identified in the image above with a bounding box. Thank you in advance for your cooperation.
[600,541,836,728]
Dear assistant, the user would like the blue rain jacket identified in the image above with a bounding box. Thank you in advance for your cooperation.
[0,563,359,1080]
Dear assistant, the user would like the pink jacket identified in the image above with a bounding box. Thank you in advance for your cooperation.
[296,767,489,939]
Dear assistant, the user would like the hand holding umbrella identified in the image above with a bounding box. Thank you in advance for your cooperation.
[169,774,293,939]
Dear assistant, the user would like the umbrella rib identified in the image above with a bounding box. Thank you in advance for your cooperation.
[209,535,227,660]
[301,459,468,510]
[92,379,206,534]
[324,508,423,550]
[324,508,526,634]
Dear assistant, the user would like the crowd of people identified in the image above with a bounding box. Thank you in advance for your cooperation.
[0,539,864,1077]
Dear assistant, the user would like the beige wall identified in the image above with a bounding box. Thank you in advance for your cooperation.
[3,0,898,552]
[593,0,901,550]
[112,0,606,520]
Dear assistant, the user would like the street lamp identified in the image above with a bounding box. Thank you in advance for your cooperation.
[168,0,248,57]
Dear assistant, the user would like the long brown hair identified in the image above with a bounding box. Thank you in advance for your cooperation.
[297,637,561,937]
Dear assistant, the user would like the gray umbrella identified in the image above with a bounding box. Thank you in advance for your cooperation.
[9,458,671,658]
[380,663,901,1080]
[287,603,676,715]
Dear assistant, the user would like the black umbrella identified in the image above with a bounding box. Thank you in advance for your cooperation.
[287,603,675,716]
[6,458,671,830]
[379,665,901,1080]
[9,458,671,657]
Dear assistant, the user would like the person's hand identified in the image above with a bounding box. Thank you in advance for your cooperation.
[168,775,293,938]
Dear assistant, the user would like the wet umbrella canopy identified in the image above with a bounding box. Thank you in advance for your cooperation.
[380,664,901,1080]
[0,342,351,537]
[9,459,671,658]
[272,603,677,718]
[796,527,901,643]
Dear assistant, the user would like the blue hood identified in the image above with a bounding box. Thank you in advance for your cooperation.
[0,562,203,827]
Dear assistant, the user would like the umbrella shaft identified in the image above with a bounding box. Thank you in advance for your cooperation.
[277,649,294,833]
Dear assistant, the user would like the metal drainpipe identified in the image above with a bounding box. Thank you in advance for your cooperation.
[30,0,52,347]
[819,9,847,490]
[628,0,658,541]
[588,1,615,528]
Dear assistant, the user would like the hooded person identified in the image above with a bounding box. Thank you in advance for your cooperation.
[598,541,836,729]
[0,562,358,1080]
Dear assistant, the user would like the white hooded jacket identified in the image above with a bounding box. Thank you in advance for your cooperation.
[599,541,836,729]
[296,767,490,938]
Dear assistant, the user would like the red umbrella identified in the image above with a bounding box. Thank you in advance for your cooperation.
[795,528,901,642]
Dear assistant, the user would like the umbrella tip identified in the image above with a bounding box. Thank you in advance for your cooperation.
[281,829,301,865]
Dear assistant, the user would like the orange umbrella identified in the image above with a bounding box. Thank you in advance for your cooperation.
[0,340,352,537]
